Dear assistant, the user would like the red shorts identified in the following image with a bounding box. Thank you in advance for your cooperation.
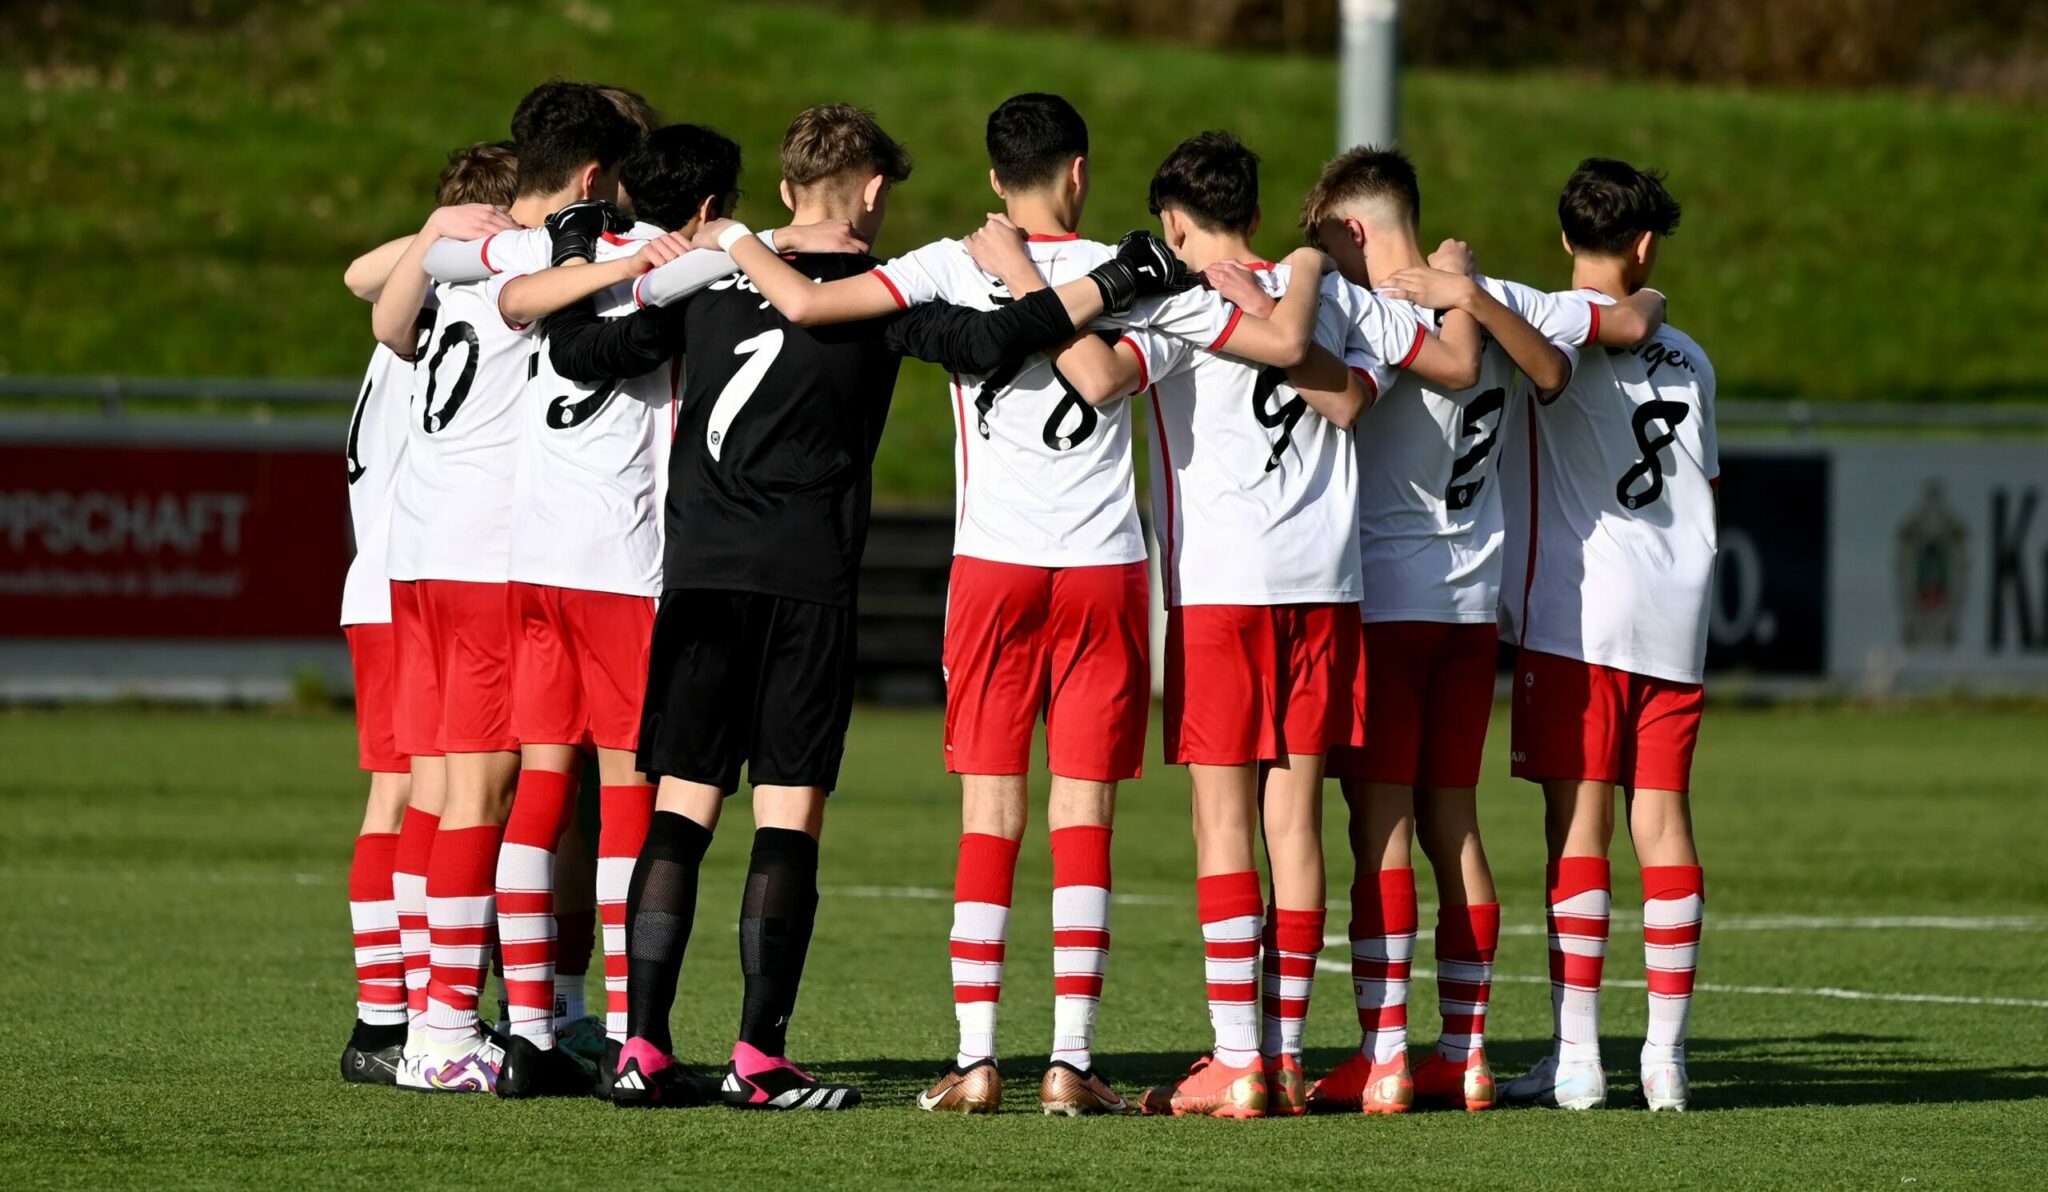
[942,556,1149,782]
[344,621,409,773]
[1329,621,1496,788]
[1510,648,1704,792]
[1164,603,1362,766]
[509,581,656,751]
[390,578,518,756]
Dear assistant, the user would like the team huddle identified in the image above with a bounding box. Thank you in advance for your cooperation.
[335,80,1717,1118]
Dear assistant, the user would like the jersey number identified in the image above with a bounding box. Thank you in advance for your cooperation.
[1444,386,1506,511]
[1250,366,1306,472]
[420,320,479,434]
[1615,399,1691,510]
[1042,370,1099,451]
[705,329,783,461]
[546,378,622,429]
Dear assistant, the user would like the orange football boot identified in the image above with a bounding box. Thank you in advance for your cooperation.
[1307,1050,1413,1114]
[1412,1048,1496,1112]
[1265,1054,1306,1117]
[1141,1055,1266,1119]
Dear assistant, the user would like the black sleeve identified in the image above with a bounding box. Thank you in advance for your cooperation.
[880,287,1078,375]
[544,298,686,383]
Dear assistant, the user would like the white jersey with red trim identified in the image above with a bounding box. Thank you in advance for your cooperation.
[387,226,551,583]
[340,292,434,625]
[874,234,1150,567]
[1139,265,1409,607]
[1498,304,1719,684]
[485,223,676,596]
[1356,275,1596,625]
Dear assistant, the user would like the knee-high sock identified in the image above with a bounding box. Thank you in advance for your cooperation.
[1197,872,1264,1068]
[1259,905,1325,1060]
[1641,865,1704,1062]
[1049,826,1111,1069]
[425,824,503,1046]
[1547,857,1612,1064]
[393,807,439,1033]
[598,784,655,1043]
[950,833,1019,1067]
[623,810,713,1056]
[348,832,406,1027]
[1351,867,1417,1064]
[496,769,577,1045]
[1433,902,1500,1061]
[737,827,821,1059]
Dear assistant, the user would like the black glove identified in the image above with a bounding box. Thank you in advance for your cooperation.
[1084,229,1195,316]
[544,199,628,266]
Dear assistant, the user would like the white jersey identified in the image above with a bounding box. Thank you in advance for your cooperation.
[874,234,1149,568]
[339,295,433,625]
[387,225,548,584]
[483,223,675,596]
[1499,304,1719,684]
[1140,265,1407,607]
[1356,276,1596,624]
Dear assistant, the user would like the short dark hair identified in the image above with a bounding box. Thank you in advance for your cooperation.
[780,103,913,189]
[1558,158,1682,254]
[508,80,643,198]
[1298,145,1421,232]
[621,124,742,231]
[435,141,517,207]
[986,92,1087,190]
[594,83,660,135]
[1148,131,1260,233]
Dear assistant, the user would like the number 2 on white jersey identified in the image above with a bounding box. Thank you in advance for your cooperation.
[705,329,784,461]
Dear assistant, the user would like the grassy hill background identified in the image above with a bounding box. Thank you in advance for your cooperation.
[5,1,2043,498]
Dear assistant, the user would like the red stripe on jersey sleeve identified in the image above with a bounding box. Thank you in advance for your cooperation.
[1396,321,1426,369]
[1207,306,1245,352]
[1350,366,1380,408]
[600,230,631,246]
[633,273,649,309]
[480,232,500,275]
[1583,300,1601,348]
[1119,335,1149,395]
[870,268,909,310]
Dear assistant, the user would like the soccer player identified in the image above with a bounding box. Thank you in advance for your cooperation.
[706,97,1328,1115]
[1293,146,1667,1114]
[536,103,1186,1111]
[1110,133,1470,1119]
[1492,159,1712,1112]
[338,143,518,1086]
[372,79,643,1093]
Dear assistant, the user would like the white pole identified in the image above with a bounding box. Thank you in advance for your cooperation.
[1339,0,1401,151]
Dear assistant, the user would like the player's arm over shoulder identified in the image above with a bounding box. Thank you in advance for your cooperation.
[716,222,909,326]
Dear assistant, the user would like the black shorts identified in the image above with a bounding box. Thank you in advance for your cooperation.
[636,588,857,792]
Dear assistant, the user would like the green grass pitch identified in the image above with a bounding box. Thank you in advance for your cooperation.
[2,702,2044,1187]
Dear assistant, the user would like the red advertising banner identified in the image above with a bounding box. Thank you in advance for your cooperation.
[0,442,348,638]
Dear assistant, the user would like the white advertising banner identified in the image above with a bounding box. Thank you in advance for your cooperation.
[1828,441,2048,692]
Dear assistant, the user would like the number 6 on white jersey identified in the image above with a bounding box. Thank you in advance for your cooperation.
[705,328,784,461]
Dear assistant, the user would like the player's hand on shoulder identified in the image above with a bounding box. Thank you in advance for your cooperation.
[963,213,1032,284]
[635,231,693,273]
[1377,264,1477,312]
[1279,245,1329,280]
[776,219,870,255]
[1428,238,1476,277]
[427,203,517,242]
[545,199,626,266]
[691,217,741,252]
[1203,259,1275,317]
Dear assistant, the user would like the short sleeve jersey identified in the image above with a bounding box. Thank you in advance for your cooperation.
[340,294,433,625]
[1497,303,1719,684]
[662,253,904,608]
[1355,275,1595,625]
[1138,265,1403,607]
[386,227,545,583]
[486,223,676,597]
[874,234,1153,568]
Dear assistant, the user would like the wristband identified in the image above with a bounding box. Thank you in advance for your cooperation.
[716,222,755,253]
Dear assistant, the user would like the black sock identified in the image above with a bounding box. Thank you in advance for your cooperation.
[737,827,820,1058]
[624,810,714,1056]
[349,1019,406,1051]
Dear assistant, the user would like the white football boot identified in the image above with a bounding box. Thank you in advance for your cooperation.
[1501,1054,1607,1110]
[1637,1051,1690,1112]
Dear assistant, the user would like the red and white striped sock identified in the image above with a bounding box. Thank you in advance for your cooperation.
[1642,865,1704,1062]
[554,907,593,1024]
[597,783,654,1044]
[1547,857,1612,1064]
[393,807,439,1034]
[1049,826,1111,1069]
[348,832,406,1027]
[1259,906,1326,1060]
[1433,902,1500,1061]
[425,823,503,1047]
[950,833,1019,1067]
[1351,867,1418,1064]
[495,769,576,1046]
[1198,871,1264,1068]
